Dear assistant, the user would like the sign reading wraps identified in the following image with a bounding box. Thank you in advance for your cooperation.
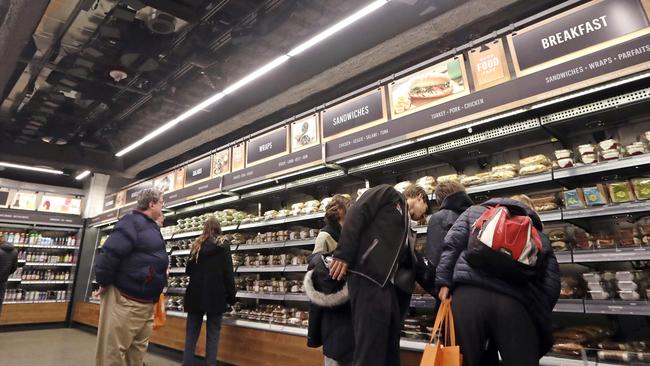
[103,194,116,211]
[509,0,650,74]
[327,32,650,161]
[321,88,386,140]
[246,126,288,165]
[223,145,322,190]
[126,181,153,204]
[184,156,212,186]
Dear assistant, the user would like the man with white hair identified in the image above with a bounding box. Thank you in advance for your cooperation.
[94,188,168,366]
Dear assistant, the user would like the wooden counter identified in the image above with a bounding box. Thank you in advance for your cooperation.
[72,302,423,365]
[0,302,69,325]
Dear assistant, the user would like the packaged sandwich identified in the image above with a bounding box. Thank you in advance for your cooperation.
[519,154,552,167]
[583,185,609,206]
[632,178,650,200]
[490,170,517,181]
[437,174,460,183]
[519,164,550,176]
[563,189,586,209]
[626,142,647,156]
[491,164,518,173]
[608,181,634,203]
[460,175,484,187]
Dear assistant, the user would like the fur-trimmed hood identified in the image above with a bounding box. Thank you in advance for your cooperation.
[304,270,349,307]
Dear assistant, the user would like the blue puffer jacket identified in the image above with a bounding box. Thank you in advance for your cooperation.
[95,211,168,302]
[435,198,561,356]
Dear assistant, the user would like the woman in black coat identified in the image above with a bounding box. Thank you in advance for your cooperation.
[425,181,473,268]
[306,195,354,366]
[182,217,236,366]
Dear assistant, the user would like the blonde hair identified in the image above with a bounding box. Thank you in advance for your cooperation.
[190,216,221,261]
[325,194,352,225]
[510,194,535,210]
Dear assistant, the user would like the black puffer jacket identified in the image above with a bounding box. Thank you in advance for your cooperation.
[305,253,354,363]
[0,241,18,312]
[184,237,236,314]
[425,191,473,267]
[435,198,561,356]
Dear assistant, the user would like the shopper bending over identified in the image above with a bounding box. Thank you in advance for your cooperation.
[306,194,354,366]
[425,181,473,268]
[436,194,560,366]
[330,184,436,366]
[94,188,168,366]
[0,239,18,316]
[182,217,236,366]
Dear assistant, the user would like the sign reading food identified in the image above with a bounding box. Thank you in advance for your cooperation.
[213,148,231,176]
[231,143,246,172]
[174,168,185,190]
[469,39,511,90]
[321,88,386,140]
[184,155,212,186]
[39,194,82,215]
[389,55,469,118]
[508,0,650,75]
[291,115,320,152]
[247,126,288,166]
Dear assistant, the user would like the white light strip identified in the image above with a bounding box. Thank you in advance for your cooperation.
[335,140,414,164]
[75,170,91,180]
[0,162,64,175]
[114,0,390,157]
[287,0,390,56]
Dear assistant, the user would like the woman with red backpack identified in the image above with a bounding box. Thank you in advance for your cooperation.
[435,195,560,366]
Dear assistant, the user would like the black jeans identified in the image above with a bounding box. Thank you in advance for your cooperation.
[452,286,539,366]
[182,312,223,366]
[348,274,411,366]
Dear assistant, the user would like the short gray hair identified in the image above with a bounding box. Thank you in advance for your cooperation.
[136,188,162,211]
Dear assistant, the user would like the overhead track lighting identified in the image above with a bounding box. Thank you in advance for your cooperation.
[0,162,64,175]
[114,0,391,157]
[75,170,91,180]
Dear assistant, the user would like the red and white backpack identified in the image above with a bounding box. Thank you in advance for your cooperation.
[466,205,542,282]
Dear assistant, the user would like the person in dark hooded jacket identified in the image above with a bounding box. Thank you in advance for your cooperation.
[436,195,560,366]
[183,216,236,366]
[0,240,18,315]
[307,194,354,366]
[425,181,473,268]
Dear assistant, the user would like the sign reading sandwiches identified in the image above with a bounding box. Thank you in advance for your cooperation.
[184,156,212,186]
[389,55,470,118]
[321,88,386,141]
[469,38,511,91]
[246,126,288,166]
[508,0,650,76]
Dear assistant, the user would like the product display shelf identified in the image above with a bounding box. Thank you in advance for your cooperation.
[89,299,100,305]
[235,239,316,251]
[17,259,26,264]
[170,249,191,256]
[236,265,289,273]
[553,299,585,313]
[562,200,650,220]
[572,247,650,263]
[238,213,326,230]
[13,244,79,250]
[164,287,186,295]
[23,262,76,267]
[236,291,309,302]
[8,278,21,282]
[465,172,554,195]
[583,300,650,316]
[3,300,69,305]
[20,280,73,285]
[168,267,185,274]
[553,154,650,180]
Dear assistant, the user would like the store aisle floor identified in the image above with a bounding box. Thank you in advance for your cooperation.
[0,328,180,366]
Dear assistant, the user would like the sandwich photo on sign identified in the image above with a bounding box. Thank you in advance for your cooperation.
[291,115,319,152]
[469,38,511,91]
[213,148,231,176]
[389,55,469,117]
[115,190,127,208]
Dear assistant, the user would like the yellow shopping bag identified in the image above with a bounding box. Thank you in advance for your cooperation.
[420,299,462,366]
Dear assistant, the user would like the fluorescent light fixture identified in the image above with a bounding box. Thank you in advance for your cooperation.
[288,0,390,56]
[0,162,64,175]
[75,170,91,180]
[335,140,414,164]
[114,0,389,157]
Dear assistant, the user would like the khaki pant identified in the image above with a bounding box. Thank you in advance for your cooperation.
[96,286,154,366]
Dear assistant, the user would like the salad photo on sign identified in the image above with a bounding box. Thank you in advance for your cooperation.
[389,55,469,117]
[291,115,319,152]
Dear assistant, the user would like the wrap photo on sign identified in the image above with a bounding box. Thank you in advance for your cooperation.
[232,143,246,172]
[389,55,469,118]
[291,115,320,152]
[213,148,231,176]
[469,38,511,91]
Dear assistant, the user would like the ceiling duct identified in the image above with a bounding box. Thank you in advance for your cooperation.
[135,7,188,35]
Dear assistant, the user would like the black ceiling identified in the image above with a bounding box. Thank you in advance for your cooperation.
[0,0,564,188]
